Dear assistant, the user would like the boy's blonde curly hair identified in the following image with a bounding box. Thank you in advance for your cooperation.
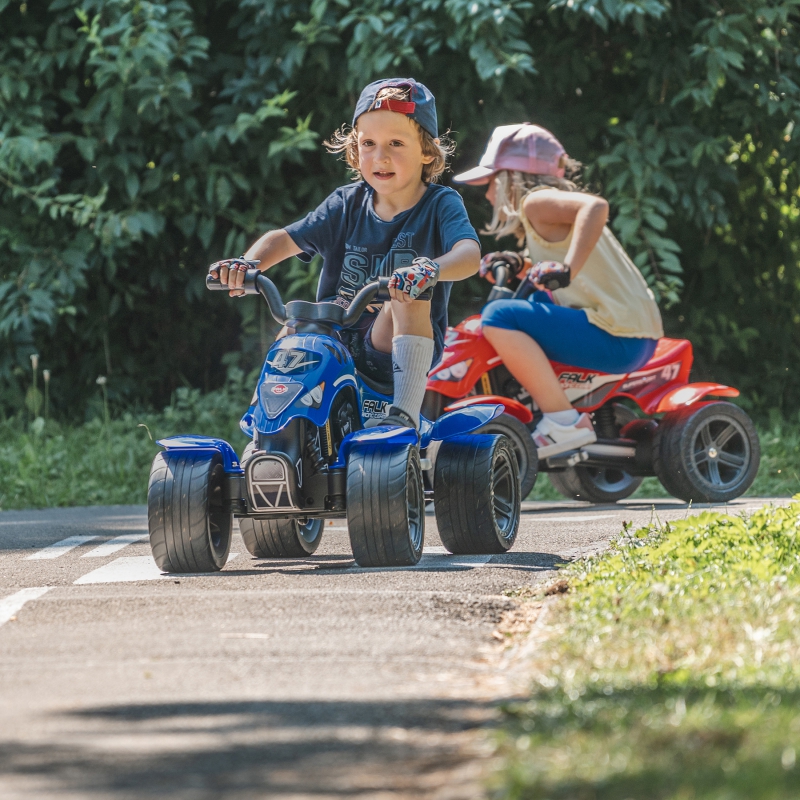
[326,86,454,184]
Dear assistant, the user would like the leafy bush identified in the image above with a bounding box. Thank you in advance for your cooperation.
[1,0,799,418]
[495,499,800,799]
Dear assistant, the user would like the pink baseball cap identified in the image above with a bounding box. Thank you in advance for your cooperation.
[453,123,567,184]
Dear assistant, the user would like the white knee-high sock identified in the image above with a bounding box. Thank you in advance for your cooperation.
[392,335,434,428]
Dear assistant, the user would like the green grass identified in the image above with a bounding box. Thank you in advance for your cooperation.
[0,383,246,511]
[493,499,800,799]
[2,385,799,510]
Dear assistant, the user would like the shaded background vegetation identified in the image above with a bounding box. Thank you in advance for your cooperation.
[1,0,799,420]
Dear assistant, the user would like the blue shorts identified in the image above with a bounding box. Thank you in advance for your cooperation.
[481,294,657,374]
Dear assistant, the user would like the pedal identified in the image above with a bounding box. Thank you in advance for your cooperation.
[545,449,589,469]
[424,490,435,502]
[420,458,433,470]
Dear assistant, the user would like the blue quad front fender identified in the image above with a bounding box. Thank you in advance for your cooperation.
[330,403,503,468]
[156,435,244,475]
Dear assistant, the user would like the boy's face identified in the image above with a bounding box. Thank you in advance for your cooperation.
[356,111,434,195]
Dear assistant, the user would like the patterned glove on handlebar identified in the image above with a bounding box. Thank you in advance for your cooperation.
[479,251,529,284]
[528,261,571,291]
[388,257,440,299]
[208,257,260,278]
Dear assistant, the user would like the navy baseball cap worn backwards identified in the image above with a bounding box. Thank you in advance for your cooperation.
[353,78,438,139]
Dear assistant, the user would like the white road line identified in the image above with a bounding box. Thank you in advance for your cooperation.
[0,587,51,627]
[0,520,52,526]
[26,535,100,560]
[351,550,492,572]
[527,514,620,522]
[74,553,240,585]
[82,533,149,558]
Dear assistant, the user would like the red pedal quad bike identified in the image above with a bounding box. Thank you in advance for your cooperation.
[422,264,761,504]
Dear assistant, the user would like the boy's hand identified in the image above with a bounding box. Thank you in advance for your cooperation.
[208,257,260,296]
[388,257,439,303]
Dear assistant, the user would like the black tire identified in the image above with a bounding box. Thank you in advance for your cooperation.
[548,404,643,503]
[148,452,232,573]
[239,517,323,558]
[347,443,425,567]
[434,434,520,555]
[653,401,760,502]
[475,413,538,498]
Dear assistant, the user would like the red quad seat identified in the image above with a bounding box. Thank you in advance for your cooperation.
[639,338,692,371]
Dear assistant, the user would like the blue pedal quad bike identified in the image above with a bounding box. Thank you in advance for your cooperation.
[146,269,521,572]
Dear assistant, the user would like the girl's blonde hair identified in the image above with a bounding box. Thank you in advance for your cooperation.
[325,86,454,184]
[483,159,584,244]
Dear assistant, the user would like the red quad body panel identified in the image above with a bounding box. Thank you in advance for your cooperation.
[426,319,739,415]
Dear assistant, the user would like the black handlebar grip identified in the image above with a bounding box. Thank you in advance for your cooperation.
[206,274,230,290]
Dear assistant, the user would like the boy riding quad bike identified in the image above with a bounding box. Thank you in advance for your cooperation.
[147,270,521,572]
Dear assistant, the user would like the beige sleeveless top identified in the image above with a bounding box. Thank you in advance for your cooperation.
[520,189,663,339]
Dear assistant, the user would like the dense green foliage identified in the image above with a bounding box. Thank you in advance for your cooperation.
[495,499,800,798]
[1,0,799,417]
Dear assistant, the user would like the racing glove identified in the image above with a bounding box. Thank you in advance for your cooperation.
[208,256,260,280]
[388,257,440,300]
[479,251,530,284]
[527,260,571,291]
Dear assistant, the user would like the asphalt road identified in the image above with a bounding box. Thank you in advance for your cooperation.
[0,496,781,799]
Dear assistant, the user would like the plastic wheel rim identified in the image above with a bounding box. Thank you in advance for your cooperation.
[583,467,639,495]
[690,414,751,491]
[296,518,321,546]
[491,449,518,542]
[406,458,424,552]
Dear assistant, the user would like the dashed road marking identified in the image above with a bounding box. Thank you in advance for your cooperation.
[526,514,620,522]
[0,587,51,627]
[26,535,100,560]
[74,554,240,585]
[351,549,492,572]
[82,532,149,558]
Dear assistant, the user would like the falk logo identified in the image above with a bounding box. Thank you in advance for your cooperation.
[267,349,320,374]
[271,384,288,395]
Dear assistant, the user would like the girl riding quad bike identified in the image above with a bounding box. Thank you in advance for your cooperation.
[422,123,760,504]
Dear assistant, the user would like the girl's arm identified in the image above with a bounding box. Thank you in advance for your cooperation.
[522,189,609,277]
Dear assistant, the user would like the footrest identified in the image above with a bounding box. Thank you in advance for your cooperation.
[545,450,589,469]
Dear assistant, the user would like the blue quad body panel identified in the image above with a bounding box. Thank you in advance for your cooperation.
[156,435,243,474]
[159,329,503,471]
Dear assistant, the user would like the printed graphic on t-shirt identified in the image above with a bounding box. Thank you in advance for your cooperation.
[340,232,417,303]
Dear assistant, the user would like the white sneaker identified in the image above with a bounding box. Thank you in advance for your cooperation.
[533,413,597,458]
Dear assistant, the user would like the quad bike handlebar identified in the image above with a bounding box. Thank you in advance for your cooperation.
[206,269,431,329]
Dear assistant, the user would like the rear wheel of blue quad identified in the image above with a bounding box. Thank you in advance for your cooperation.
[147,452,232,573]
[239,517,323,558]
[434,434,520,554]
[346,443,425,567]
[474,413,538,498]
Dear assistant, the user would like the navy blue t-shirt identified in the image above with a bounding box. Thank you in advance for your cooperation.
[284,181,479,361]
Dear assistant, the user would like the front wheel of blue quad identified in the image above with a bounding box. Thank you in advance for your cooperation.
[239,517,323,558]
[346,443,425,567]
[147,452,233,573]
[434,434,520,554]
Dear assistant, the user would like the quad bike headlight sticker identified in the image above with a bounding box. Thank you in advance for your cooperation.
[430,358,473,382]
[299,382,325,408]
[259,379,304,418]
